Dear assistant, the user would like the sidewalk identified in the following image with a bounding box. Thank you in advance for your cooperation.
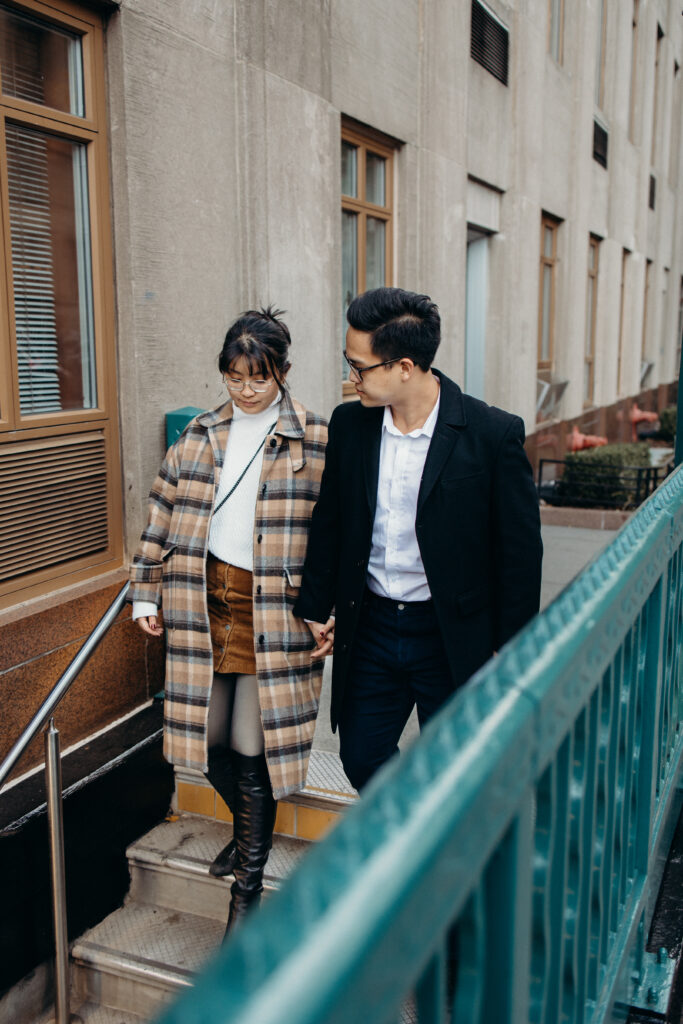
[312,523,620,754]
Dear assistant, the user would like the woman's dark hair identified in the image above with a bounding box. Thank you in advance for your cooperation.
[346,287,440,371]
[218,306,292,391]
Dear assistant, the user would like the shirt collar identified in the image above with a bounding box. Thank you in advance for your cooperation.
[382,386,441,439]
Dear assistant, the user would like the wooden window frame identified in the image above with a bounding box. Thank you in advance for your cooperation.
[341,118,396,399]
[538,214,560,374]
[584,236,600,407]
[668,61,680,186]
[641,258,652,361]
[547,0,565,65]
[651,24,664,167]
[628,0,639,143]
[616,249,630,397]
[0,0,121,608]
[595,0,607,110]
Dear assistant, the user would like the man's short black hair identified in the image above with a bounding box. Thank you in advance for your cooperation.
[346,287,440,371]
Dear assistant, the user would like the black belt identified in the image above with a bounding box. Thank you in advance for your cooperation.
[363,587,433,612]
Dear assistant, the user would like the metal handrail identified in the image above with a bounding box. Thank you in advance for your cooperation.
[0,581,130,1024]
[0,582,129,791]
[158,467,683,1024]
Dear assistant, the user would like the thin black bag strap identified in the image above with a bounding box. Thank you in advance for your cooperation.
[212,421,278,518]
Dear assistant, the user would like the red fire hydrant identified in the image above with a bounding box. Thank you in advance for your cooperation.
[629,403,659,441]
[566,424,608,451]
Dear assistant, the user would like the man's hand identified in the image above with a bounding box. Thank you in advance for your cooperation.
[306,618,335,660]
[136,614,163,637]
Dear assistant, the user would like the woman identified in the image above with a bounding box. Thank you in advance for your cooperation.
[129,307,328,934]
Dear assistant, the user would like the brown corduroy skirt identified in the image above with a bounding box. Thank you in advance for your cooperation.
[206,555,257,675]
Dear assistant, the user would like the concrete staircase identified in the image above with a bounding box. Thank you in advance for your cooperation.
[38,750,355,1023]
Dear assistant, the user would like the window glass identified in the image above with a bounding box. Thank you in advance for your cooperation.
[585,276,594,358]
[543,226,554,259]
[549,0,563,62]
[366,152,385,206]
[541,264,552,362]
[0,4,84,116]
[6,124,96,414]
[341,141,357,198]
[366,217,386,290]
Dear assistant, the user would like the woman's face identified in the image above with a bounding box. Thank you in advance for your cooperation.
[224,355,281,415]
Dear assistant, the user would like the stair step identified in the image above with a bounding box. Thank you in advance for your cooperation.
[37,1002,145,1023]
[72,903,222,1020]
[127,814,309,919]
[174,748,357,839]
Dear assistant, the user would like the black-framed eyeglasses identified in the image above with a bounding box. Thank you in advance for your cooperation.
[343,351,401,382]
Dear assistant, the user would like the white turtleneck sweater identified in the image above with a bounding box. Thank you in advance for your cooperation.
[132,394,281,622]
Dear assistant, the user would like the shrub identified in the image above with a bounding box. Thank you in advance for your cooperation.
[658,406,677,442]
[559,442,652,509]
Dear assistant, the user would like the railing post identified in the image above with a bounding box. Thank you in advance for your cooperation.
[45,718,70,1024]
[675,343,682,468]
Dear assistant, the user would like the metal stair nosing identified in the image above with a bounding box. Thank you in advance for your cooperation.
[69,816,311,1020]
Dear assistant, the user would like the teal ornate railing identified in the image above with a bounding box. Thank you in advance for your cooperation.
[158,465,683,1024]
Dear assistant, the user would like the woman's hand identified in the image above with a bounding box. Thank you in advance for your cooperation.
[306,618,335,660]
[136,614,163,637]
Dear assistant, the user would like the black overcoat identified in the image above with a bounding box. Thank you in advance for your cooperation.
[293,370,543,731]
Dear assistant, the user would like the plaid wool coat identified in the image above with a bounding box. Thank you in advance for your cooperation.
[128,392,328,799]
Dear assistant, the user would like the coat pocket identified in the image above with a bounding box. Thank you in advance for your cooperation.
[283,565,303,591]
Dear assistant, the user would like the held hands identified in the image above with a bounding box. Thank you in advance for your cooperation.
[136,614,163,638]
[306,618,335,660]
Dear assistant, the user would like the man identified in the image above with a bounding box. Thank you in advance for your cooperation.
[293,287,542,791]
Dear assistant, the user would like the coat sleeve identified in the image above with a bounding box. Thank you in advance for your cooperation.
[293,406,342,622]
[128,444,180,608]
[491,416,543,649]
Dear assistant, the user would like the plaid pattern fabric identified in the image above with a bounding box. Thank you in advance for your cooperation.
[129,392,328,798]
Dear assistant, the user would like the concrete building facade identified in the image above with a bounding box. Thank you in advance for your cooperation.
[0,0,682,825]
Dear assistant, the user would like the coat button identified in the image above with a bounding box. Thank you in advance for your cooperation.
[258,634,264,644]
[257,534,262,543]
[349,600,355,608]
[256,585,262,595]
[342,643,348,652]
[270,438,277,448]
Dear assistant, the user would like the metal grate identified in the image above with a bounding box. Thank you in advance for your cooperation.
[593,120,608,168]
[0,432,109,582]
[471,0,508,86]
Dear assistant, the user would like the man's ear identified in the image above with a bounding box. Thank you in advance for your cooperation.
[399,357,416,380]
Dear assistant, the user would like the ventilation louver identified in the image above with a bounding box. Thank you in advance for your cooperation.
[0,432,109,582]
[471,0,509,86]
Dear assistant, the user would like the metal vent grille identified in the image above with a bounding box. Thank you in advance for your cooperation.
[471,0,508,86]
[0,432,109,582]
[593,121,608,168]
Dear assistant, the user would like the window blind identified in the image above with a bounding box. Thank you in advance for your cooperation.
[6,124,62,414]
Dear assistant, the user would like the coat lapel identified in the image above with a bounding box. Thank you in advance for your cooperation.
[362,407,384,518]
[417,372,467,514]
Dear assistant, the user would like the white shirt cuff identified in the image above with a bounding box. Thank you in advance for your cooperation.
[132,600,159,622]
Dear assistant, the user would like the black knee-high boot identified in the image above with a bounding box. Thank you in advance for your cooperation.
[206,745,238,877]
[225,752,277,936]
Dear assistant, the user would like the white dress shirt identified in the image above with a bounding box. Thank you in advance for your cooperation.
[132,394,281,622]
[367,388,440,602]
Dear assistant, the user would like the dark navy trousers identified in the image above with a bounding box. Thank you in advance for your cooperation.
[338,588,454,792]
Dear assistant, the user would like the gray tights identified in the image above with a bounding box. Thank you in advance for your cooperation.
[207,673,264,756]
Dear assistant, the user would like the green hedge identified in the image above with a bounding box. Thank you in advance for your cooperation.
[559,442,652,509]
[658,406,677,442]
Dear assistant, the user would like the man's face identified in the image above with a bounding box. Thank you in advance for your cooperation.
[344,326,401,407]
